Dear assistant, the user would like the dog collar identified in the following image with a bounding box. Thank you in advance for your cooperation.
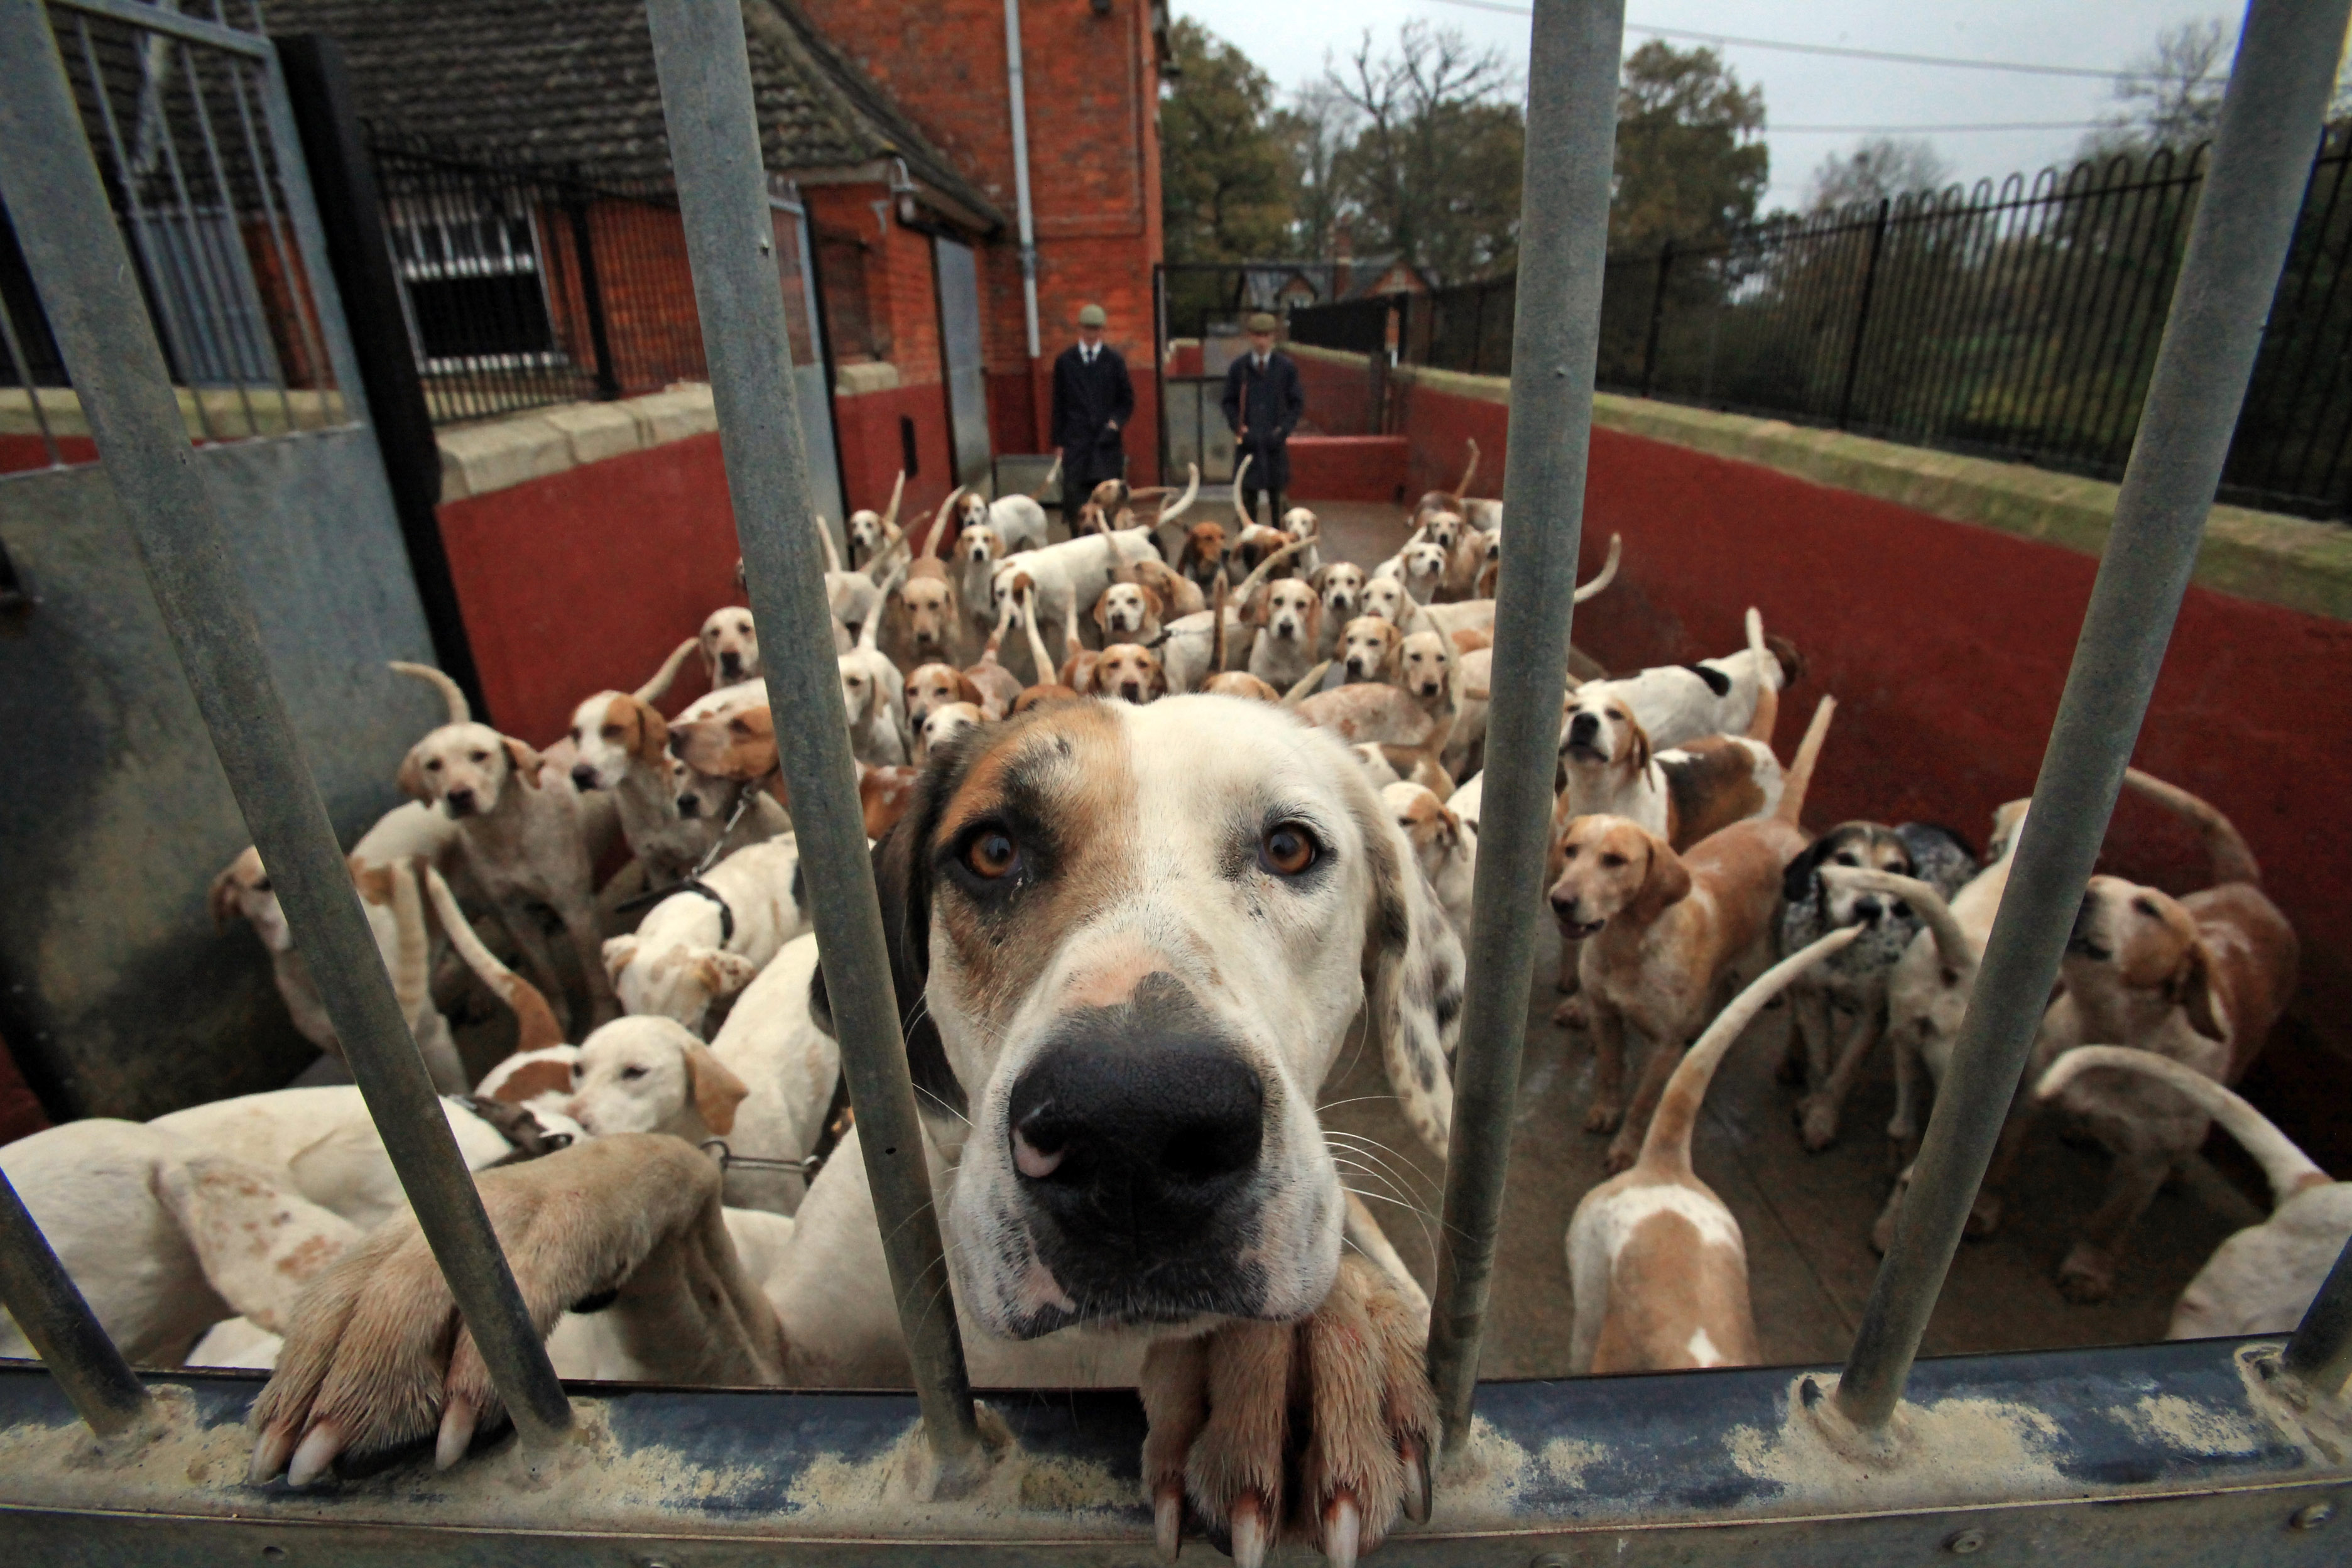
[675,878,736,944]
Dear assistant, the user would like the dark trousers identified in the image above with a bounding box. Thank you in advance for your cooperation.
[1060,449,1124,529]
[1238,481,1284,528]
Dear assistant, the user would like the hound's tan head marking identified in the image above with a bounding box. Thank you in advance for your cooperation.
[398,722,539,820]
[1094,582,1163,640]
[1783,822,1914,929]
[906,662,984,730]
[1091,644,1166,705]
[1561,687,1649,773]
[960,524,1004,566]
[1313,562,1367,623]
[1261,579,1321,649]
[1547,814,1688,939]
[566,691,669,793]
[1361,575,1412,626]
[896,575,961,656]
[815,696,1457,1339]
[1422,510,1464,553]
[699,607,759,684]
[210,846,288,949]
[1398,631,1454,700]
[1183,522,1228,577]
[2067,875,2224,1042]
[1339,616,1404,684]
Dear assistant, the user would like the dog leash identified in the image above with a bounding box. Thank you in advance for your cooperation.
[611,790,756,924]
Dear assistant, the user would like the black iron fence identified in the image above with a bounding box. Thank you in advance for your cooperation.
[1289,129,2352,520]
[366,134,709,424]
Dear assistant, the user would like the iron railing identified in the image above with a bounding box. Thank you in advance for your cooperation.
[1292,128,2352,521]
[7,0,2352,1559]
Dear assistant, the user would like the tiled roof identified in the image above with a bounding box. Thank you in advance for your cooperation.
[265,0,1001,224]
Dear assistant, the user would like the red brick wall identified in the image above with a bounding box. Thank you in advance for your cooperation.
[833,378,958,523]
[798,0,1163,479]
[1289,437,1407,503]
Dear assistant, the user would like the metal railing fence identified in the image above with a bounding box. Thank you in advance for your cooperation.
[1291,127,2352,521]
[6,0,2352,1557]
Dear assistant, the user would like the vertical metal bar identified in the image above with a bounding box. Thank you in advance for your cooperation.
[176,40,293,434]
[2285,1231,2352,1392]
[1834,0,2352,1433]
[0,0,572,1448]
[1836,199,1890,429]
[641,0,983,1484]
[566,195,619,400]
[0,1168,149,1436]
[1640,240,1672,398]
[1425,0,1621,1459]
[144,38,263,437]
[224,52,325,427]
[0,292,66,467]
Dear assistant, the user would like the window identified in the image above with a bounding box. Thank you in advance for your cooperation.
[386,190,560,371]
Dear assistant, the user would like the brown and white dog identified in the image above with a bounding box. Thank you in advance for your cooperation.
[2036,1045,2351,1339]
[1089,643,1167,705]
[1548,697,1834,1171]
[1113,553,1206,619]
[844,469,905,570]
[1566,927,1861,1373]
[1094,580,1167,645]
[699,606,761,687]
[1247,575,1324,692]
[1294,630,1458,750]
[251,696,1454,1567]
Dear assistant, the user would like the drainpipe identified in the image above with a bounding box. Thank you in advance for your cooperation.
[1003,0,1041,360]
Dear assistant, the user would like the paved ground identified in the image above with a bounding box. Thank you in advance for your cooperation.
[1304,495,2259,1375]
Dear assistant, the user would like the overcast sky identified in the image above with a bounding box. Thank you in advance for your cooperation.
[1173,0,2238,207]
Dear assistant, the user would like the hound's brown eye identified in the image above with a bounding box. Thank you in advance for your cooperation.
[2133,896,2160,917]
[1601,852,1628,869]
[1260,823,1319,877]
[965,830,1017,879]
[253,878,271,893]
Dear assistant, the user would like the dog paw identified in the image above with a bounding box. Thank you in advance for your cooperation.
[1140,1255,1435,1566]
[1794,1096,1839,1152]
[1582,1098,1623,1135]
[2056,1243,2117,1304]
[1550,997,1589,1031]
[1601,1133,1640,1176]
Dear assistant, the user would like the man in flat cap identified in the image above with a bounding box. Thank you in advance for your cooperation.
[1051,302,1135,531]
[1221,310,1305,527]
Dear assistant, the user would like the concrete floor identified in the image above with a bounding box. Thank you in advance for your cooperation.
[1302,496,2260,1375]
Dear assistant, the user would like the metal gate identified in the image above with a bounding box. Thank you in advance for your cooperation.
[6,0,2352,1561]
[933,232,991,489]
[769,175,845,526]
[0,0,438,1120]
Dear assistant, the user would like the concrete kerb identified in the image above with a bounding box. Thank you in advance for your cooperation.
[433,384,717,503]
[1390,364,2352,623]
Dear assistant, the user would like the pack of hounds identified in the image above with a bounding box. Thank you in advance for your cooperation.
[4,442,2324,1565]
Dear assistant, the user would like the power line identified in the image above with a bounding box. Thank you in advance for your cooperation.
[1417,0,2196,83]
[1773,122,2106,134]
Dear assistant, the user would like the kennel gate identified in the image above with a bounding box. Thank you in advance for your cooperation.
[4,0,2352,1562]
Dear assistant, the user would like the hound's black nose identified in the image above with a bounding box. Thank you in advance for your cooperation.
[1567,711,1600,746]
[570,765,597,790]
[1006,978,1261,1246]
[720,653,743,678]
[1854,895,1884,922]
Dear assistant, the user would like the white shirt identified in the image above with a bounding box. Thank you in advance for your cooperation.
[1081,342,1099,364]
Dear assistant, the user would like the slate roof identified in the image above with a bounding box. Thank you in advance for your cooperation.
[266,0,1001,225]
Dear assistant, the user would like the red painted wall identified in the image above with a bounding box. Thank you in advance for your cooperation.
[1290,437,1407,504]
[436,434,739,745]
[834,379,958,526]
[1293,351,1375,437]
[1396,374,2352,1164]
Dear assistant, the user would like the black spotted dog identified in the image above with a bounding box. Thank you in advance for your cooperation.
[1777,820,1976,1151]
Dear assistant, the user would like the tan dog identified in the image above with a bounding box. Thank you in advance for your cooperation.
[1567,927,1862,1373]
[1336,616,1403,684]
[1179,521,1228,594]
[1114,554,1206,618]
[1090,643,1167,704]
[1246,576,1323,692]
[1094,580,1167,643]
[1557,695,1784,851]
[904,662,993,731]
[1549,697,1834,1171]
[1293,630,1457,750]
[699,606,760,686]
[844,469,905,570]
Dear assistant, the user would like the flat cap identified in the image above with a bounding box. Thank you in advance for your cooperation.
[1247,310,1278,332]
[1078,303,1108,327]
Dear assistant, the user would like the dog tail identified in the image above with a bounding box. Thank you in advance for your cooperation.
[424,865,566,1054]
[1035,453,1062,501]
[2122,767,2262,887]
[389,661,469,726]
[1766,633,1805,690]
[1817,866,1978,984]
[1639,925,1865,1180]
[1571,533,1621,605]
[1457,437,1479,499]
[1019,585,1057,689]
[1775,695,1836,825]
[384,857,435,1032]
[1280,661,1332,707]
[1212,570,1229,674]
[979,587,1015,668]
[1231,452,1255,526]
[1742,609,1780,744]
[2037,1045,2324,1208]
[814,514,842,575]
[1229,533,1310,618]
[1157,462,1202,526]
[881,469,906,533]
[634,636,699,705]
[922,486,963,562]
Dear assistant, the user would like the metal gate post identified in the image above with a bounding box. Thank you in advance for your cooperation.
[641,0,984,1485]
[0,0,570,1448]
[1425,0,1623,1459]
[0,1169,148,1436]
[1836,199,1891,429]
[567,195,621,401]
[1640,240,1674,397]
[1833,0,2352,1433]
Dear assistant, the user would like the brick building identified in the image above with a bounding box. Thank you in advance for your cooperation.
[270,0,1172,518]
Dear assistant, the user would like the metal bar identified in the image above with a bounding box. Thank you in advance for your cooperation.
[1639,240,1671,397]
[1425,0,1621,1461]
[48,0,271,58]
[0,1168,148,1436]
[1834,0,2351,1434]
[641,0,983,1485]
[176,40,290,433]
[1835,198,1890,428]
[566,196,619,400]
[2285,1231,2352,1392]
[144,34,264,436]
[222,50,322,428]
[0,0,572,1447]
[0,293,65,467]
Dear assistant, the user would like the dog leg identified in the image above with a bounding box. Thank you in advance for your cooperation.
[1605,1032,1686,1174]
[493,903,572,1035]
[556,896,620,1030]
[1166,1256,1435,1567]
[2059,1138,2171,1304]
[1553,934,1581,996]
[1797,1004,1883,1153]
[1887,1032,1922,1172]
[248,1136,783,1485]
[1584,1004,1628,1133]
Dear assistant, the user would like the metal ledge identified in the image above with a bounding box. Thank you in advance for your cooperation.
[3,1337,2346,1562]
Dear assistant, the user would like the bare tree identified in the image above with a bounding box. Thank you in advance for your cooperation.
[1273,80,1361,259]
[1805,137,1952,213]
[1326,23,1522,283]
[2088,18,2230,156]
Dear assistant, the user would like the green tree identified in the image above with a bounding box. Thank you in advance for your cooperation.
[1158,18,1293,263]
[1610,41,1768,253]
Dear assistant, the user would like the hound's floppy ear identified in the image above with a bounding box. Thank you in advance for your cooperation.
[395,745,431,802]
[601,936,638,984]
[956,671,984,707]
[1781,834,1836,908]
[1353,781,1462,1163]
[628,698,670,767]
[681,1042,750,1136]
[691,950,761,999]
[1148,652,1168,699]
[1092,593,1113,633]
[1141,584,1165,622]
[1637,837,1695,915]
[2172,940,2225,1042]
[1623,715,1653,777]
[499,736,543,788]
[208,858,250,930]
[808,766,967,1122]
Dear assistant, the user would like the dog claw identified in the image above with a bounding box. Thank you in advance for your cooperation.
[1324,1492,1362,1568]
[285,1421,344,1488]
[1229,1493,1269,1568]
[248,1424,295,1486]
[1155,1481,1184,1560]
[435,1394,478,1471]
[1400,1439,1431,1523]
